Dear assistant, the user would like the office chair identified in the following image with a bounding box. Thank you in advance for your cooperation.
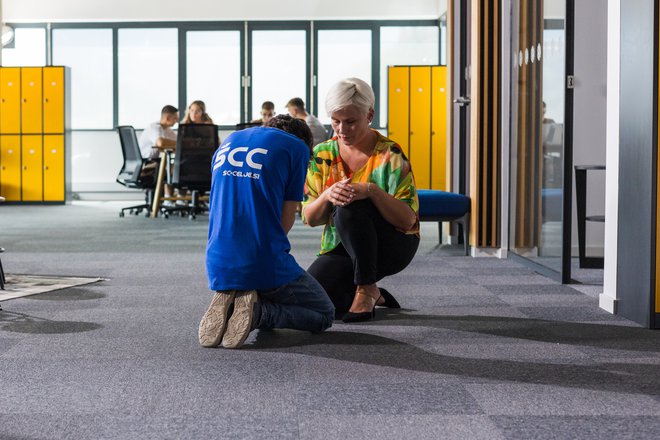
[160,123,219,220]
[0,247,6,291]
[115,125,156,217]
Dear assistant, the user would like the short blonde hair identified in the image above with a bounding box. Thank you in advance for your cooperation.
[325,77,375,116]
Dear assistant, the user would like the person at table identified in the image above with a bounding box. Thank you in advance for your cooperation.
[302,78,420,322]
[137,105,179,199]
[250,101,276,125]
[181,100,214,124]
[286,97,328,147]
[198,115,334,349]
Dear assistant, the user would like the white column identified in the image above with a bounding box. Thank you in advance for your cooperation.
[600,0,620,313]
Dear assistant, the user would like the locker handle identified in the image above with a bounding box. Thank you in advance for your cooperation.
[44,166,49,170]
[22,98,27,103]
[44,98,49,103]
[23,166,27,170]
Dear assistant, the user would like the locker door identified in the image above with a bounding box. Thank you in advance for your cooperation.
[387,66,410,156]
[21,67,43,134]
[0,68,21,134]
[0,135,22,201]
[409,66,432,189]
[21,135,43,201]
[43,135,65,201]
[431,66,448,191]
[43,67,65,134]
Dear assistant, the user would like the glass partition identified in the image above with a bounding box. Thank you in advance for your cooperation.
[118,28,178,128]
[379,26,439,127]
[187,31,241,126]
[53,29,114,129]
[1,28,46,66]
[509,1,570,278]
[317,29,371,124]
[251,30,306,122]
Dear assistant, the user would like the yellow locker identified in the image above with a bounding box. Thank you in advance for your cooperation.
[21,67,43,134]
[0,135,22,201]
[387,66,410,155]
[43,135,65,201]
[43,67,65,134]
[431,66,448,191]
[0,68,21,134]
[409,66,432,189]
[21,135,43,201]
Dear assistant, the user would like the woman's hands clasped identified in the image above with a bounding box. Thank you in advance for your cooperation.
[326,178,372,207]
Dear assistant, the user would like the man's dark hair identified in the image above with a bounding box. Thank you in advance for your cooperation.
[286,97,305,111]
[265,114,313,152]
[161,105,178,116]
[261,101,275,111]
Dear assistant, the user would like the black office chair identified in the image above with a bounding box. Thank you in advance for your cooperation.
[160,123,219,220]
[0,247,6,291]
[116,125,156,217]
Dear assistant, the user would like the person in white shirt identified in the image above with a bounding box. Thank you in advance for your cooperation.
[138,105,179,200]
[138,105,179,160]
[286,97,328,147]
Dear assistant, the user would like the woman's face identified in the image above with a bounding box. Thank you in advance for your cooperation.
[330,105,373,148]
[189,104,204,123]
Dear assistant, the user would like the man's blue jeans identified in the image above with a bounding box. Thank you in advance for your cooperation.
[255,271,335,333]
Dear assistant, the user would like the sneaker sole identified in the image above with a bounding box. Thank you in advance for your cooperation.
[198,291,235,348]
[221,290,257,349]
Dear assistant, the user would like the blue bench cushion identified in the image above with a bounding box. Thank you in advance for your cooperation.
[417,189,470,218]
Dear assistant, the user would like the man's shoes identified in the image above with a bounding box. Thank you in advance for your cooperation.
[222,290,258,349]
[198,291,235,348]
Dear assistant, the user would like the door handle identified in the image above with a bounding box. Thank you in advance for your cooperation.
[453,96,471,106]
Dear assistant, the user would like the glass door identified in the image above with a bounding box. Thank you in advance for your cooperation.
[509,1,574,282]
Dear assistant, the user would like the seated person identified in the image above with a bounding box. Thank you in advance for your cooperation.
[286,97,328,147]
[181,100,214,124]
[137,105,179,199]
[250,100,275,125]
[302,78,420,323]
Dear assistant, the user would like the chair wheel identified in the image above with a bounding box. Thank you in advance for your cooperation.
[189,214,196,220]
[145,211,150,218]
[164,213,169,219]
[119,212,125,217]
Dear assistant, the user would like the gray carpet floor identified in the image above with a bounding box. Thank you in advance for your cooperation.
[0,202,659,440]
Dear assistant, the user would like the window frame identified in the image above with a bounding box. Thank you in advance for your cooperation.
[4,19,441,131]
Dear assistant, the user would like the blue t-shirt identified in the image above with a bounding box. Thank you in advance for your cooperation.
[205,126,309,291]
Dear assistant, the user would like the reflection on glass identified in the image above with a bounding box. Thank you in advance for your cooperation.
[187,31,241,126]
[251,30,306,122]
[317,30,371,124]
[379,26,439,127]
[509,2,565,275]
[1,28,46,67]
[118,28,178,128]
[53,29,113,129]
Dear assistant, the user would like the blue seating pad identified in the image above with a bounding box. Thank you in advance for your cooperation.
[417,189,470,218]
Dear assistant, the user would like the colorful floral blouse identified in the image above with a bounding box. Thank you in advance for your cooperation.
[303,130,420,254]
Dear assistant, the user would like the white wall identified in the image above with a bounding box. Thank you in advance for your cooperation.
[3,0,442,22]
[572,0,608,254]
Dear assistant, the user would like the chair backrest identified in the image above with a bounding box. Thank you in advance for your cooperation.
[116,125,144,186]
[172,123,220,191]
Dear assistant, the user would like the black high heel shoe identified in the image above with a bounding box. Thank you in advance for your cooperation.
[342,290,378,323]
[378,288,401,309]
[342,307,376,323]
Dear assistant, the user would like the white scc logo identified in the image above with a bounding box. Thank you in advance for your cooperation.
[213,142,269,171]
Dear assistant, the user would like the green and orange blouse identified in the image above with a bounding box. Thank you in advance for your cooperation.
[302,130,420,254]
